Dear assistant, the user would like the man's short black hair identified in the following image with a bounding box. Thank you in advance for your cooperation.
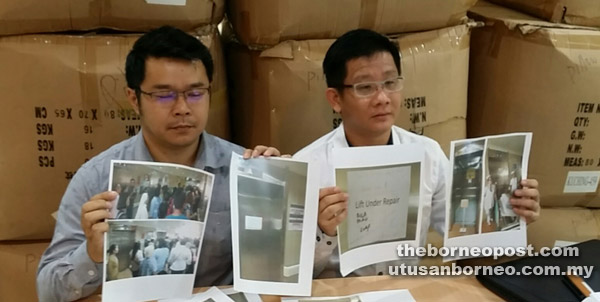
[125,25,214,92]
[323,29,401,88]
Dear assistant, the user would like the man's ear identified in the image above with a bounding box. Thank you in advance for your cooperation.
[126,88,141,115]
[325,87,342,113]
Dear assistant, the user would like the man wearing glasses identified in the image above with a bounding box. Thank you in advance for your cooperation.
[294,29,541,277]
[37,26,280,301]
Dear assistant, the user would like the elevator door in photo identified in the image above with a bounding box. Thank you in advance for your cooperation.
[238,173,286,282]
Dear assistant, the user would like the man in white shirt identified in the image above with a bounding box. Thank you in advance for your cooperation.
[294,29,541,277]
[168,239,193,274]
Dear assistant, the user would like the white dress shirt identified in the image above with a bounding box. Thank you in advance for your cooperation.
[294,124,449,277]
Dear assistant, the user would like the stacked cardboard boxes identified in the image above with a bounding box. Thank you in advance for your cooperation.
[228,0,476,46]
[226,0,479,156]
[227,25,472,156]
[467,1,600,251]
[0,2,225,301]
[488,0,600,27]
[0,0,225,35]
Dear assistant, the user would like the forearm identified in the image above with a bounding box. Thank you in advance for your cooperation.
[37,241,102,302]
[313,228,337,277]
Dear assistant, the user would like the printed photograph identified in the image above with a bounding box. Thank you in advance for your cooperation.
[448,139,485,238]
[481,135,526,233]
[336,162,420,254]
[105,220,202,282]
[110,160,214,222]
[235,157,308,283]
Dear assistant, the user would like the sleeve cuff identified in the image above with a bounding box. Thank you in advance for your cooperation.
[68,243,102,293]
[316,228,338,250]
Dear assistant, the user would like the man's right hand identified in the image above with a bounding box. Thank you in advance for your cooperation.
[318,186,349,237]
[81,191,117,263]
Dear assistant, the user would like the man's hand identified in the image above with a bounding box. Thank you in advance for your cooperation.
[511,179,540,224]
[318,186,348,236]
[243,145,289,159]
[81,191,117,263]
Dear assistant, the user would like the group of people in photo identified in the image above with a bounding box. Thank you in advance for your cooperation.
[113,176,209,222]
[106,234,200,281]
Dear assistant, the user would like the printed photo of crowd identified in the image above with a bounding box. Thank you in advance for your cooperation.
[105,220,203,282]
[110,161,214,222]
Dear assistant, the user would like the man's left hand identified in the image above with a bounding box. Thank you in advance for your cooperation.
[511,179,540,224]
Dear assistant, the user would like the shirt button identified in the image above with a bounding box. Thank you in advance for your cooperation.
[88,270,95,276]
[316,236,321,242]
[74,290,80,295]
[327,241,332,245]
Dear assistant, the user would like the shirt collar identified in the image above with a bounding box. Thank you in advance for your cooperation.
[195,132,229,169]
[334,122,398,147]
[133,130,227,169]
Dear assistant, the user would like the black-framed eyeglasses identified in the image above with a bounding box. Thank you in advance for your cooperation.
[138,87,210,105]
[342,76,404,98]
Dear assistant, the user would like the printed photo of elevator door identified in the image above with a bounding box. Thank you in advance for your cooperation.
[230,153,318,296]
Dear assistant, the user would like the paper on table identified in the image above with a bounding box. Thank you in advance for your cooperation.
[333,144,427,276]
[220,288,262,302]
[443,133,532,261]
[190,287,235,302]
[282,289,415,302]
[230,153,319,296]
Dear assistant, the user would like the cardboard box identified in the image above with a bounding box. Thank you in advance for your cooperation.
[0,28,228,240]
[0,0,224,36]
[467,1,600,207]
[527,207,600,251]
[228,24,472,156]
[488,0,600,27]
[0,241,50,302]
[227,0,477,46]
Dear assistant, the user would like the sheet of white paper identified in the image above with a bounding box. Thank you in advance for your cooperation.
[443,133,532,262]
[103,220,204,302]
[145,0,186,6]
[220,288,262,302]
[245,216,263,230]
[189,287,234,302]
[554,240,579,248]
[333,144,427,276]
[230,153,318,296]
[282,289,415,302]
[103,160,214,302]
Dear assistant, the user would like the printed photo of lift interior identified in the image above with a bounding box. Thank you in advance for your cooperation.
[448,135,527,238]
[236,158,307,283]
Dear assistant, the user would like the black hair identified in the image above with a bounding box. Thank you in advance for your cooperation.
[323,29,401,88]
[158,238,168,249]
[108,244,118,254]
[173,191,185,210]
[125,26,214,95]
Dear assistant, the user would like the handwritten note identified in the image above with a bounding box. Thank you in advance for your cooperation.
[346,166,411,249]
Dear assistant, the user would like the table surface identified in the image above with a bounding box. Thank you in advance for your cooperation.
[81,275,503,301]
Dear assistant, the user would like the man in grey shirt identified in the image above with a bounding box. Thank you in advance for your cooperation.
[37,26,281,301]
